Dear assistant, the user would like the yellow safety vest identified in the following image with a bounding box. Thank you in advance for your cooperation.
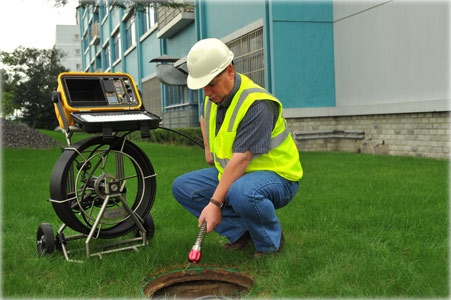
[204,73,303,181]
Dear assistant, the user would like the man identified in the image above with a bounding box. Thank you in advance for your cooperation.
[172,38,303,256]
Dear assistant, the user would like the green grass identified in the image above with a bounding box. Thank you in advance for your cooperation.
[1,131,449,298]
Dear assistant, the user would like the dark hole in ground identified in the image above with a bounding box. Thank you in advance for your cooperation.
[143,268,254,299]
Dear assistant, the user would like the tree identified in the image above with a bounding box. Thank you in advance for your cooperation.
[1,69,19,119]
[53,0,193,10]
[0,46,68,129]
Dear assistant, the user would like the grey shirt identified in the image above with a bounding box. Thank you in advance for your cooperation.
[201,73,279,154]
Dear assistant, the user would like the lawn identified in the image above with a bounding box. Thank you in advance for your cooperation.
[1,131,449,298]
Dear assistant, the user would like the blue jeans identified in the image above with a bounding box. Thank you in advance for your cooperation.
[172,168,299,253]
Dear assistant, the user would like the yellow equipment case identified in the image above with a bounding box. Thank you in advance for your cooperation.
[54,72,160,137]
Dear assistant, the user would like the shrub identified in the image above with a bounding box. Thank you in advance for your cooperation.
[129,127,203,148]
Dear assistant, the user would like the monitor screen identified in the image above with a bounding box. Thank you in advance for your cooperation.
[64,78,108,107]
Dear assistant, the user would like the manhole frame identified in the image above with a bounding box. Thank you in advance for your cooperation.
[141,267,254,299]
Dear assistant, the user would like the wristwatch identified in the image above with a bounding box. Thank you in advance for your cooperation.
[210,198,224,209]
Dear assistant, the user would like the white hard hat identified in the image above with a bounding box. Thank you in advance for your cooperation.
[187,38,234,89]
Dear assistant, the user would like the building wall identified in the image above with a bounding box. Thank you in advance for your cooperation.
[289,111,450,160]
[55,25,82,72]
[282,0,450,160]
[333,0,449,114]
[268,0,335,109]
[165,23,196,58]
[140,29,160,78]
[162,105,200,128]
[77,1,450,159]
[284,0,450,118]
[142,75,162,118]
[199,0,264,39]
[79,3,162,111]
[124,46,139,82]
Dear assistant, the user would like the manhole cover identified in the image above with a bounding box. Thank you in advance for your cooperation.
[142,268,254,299]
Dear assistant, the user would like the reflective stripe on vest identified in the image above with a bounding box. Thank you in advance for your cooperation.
[227,88,272,132]
[213,123,290,169]
[205,87,276,139]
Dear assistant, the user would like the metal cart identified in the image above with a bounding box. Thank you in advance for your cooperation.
[36,73,161,263]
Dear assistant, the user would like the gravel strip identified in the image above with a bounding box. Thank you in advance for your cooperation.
[1,118,62,149]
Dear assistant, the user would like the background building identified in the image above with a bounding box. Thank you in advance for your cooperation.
[77,0,450,159]
[55,24,83,72]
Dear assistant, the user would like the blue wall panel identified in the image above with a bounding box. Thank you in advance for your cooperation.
[112,61,122,73]
[202,1,264,38]
[124,49,139,81]
[101,20,110,43]
[267,0,335,108]
[271,0,333,22]
[272,21,335,108]
[141,33,160,77]
[166,24,196,57]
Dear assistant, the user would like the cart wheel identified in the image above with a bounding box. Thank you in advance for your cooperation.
[144,213,155,239]
[37,223,55,256]
[50,136,156,239]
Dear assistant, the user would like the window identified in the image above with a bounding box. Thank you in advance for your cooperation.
[74,34,80,41]
[226,27,265,87]
[95,54,102,72]
[164,85,198,108]
[112,32,121,62]
[125,15,136,49]
[91,21,100,44]
[75,49,81,56]
[104,43,110,69]
[141,6,157,34]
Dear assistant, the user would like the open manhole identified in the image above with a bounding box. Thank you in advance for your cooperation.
[142,268,254,299]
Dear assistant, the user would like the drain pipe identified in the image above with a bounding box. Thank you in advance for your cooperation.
[294,130,365,141]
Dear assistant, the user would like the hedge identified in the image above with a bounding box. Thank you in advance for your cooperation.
[128,127,204,148]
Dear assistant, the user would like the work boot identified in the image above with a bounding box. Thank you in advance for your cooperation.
[222,231,252,250]
[254,231,284,257]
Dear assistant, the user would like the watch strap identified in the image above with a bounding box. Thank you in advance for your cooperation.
[210,198,223,209]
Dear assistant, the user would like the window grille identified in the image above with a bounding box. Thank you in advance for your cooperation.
[226,27,265,87]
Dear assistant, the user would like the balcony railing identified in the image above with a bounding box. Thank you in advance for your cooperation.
[157,1,194,39]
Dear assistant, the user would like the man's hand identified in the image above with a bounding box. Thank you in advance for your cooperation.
[198,150,252,234]
[198,202,222,233]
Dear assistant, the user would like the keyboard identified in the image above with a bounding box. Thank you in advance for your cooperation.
[77,111,156,123]
[71,110,161,134]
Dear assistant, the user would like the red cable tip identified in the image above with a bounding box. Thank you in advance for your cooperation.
[188,249,201,264]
